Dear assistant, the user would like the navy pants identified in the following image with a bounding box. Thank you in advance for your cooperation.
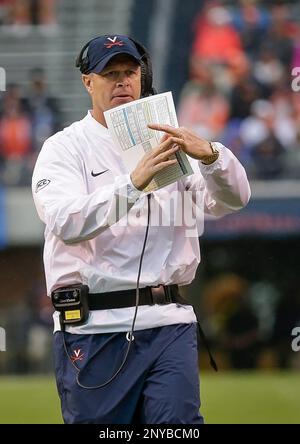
[53,323,203,424]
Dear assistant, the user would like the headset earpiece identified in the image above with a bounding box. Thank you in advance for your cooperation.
[75,37,100,74]
[129,38,154,97]
[75,42,89,73]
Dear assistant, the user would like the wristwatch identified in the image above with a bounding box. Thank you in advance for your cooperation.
[201,142,220,165]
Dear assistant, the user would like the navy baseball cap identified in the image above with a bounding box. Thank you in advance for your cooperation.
[86,35,143,74]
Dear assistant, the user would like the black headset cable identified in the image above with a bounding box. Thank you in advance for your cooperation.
[61,194,151,389]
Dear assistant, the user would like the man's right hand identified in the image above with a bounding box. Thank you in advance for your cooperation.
[130,136,183,190]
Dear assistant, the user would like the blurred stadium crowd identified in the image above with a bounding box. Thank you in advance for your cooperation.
[177,1,300,180]
[0,0,60,187]
[1,0,300,186]
[0,69,61,186]
[0,0,300,374]
[0,0,57,29]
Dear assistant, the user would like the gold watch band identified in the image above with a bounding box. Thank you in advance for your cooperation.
[201,142,220,165]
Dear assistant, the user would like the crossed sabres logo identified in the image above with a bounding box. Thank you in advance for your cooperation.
[104,36,125,49]
[71,348,85,363]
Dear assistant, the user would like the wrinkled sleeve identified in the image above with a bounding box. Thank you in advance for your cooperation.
[32,140,143,244]
[183,143,251,217]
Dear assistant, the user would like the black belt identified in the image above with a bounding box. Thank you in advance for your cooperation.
[55,283,217,371]
[88,284,187,310]
[88,284,217,371]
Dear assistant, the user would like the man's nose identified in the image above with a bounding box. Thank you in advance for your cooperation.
[116,72,130,87]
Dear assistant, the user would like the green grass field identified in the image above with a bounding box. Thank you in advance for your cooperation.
[0,372,299,424]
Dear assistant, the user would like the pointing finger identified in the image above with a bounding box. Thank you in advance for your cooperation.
[148,123,182,137]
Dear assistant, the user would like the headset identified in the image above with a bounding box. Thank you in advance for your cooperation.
[75,35,156,98]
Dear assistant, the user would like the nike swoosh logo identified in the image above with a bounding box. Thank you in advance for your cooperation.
[91,169,109,177]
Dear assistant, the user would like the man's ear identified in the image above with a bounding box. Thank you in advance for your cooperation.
[82,74,93,95]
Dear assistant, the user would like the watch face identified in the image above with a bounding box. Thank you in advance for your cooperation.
[210,142,219,154]
[202,142,220,164]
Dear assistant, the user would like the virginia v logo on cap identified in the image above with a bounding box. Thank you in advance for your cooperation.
[105,36,125,49]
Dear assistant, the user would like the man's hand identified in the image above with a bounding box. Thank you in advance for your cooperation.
[130,136,183,190]
[148,123,212,161]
